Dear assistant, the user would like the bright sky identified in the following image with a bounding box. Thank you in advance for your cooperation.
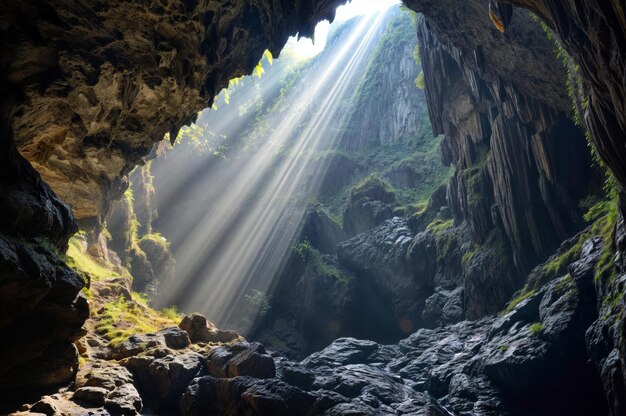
[284,0,401,59]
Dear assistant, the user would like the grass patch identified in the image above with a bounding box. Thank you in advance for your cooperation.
[504,289,536,314]
[529,322,545,334]
[160,305,183,322]
[295,240,352,285]
[94,295,178,348]
[426,218,453,234]
[66,237,121,281]
[462,245,480,266]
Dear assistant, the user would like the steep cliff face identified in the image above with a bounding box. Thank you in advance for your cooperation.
[0,0,343,224]
[0,0,344,399]
[411,2,597,274]
[340,12,427,150]
[402,1,626,413]
[0,117,87,395]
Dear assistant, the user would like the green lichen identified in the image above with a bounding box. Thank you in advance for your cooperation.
[529,322,545,334]
[426,218,454,234]
[295,240,352,285]
[504,289,536,314]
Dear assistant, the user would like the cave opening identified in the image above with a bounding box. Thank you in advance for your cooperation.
[1,0,625,415]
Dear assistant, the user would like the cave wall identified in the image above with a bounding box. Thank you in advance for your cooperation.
[409,0,596,274]
[403,1,626,413]
[339,11,427,151]
[2,0,626,410]
[0,0,345,395]
[0,113,87,397]
[0,0,343,225]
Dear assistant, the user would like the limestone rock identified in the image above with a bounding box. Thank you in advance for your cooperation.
[206,342,276,379]
[0,0,345,224]
[124,351,206,411]
[179,313,242,344]
[110,327,190,360]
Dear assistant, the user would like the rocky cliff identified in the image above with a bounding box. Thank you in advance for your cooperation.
[340,11,427,150]
[0,0,343,225]
[3,0,626,414]
[249,2,598,359]
[0,0,344,399]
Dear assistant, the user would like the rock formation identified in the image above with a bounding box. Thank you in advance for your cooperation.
[0,0,344,401]
[2,0,626,414]
[0,0,344,225]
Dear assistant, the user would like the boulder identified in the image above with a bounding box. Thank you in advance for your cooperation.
[75,361,142,415]
[207,342,276,379]
[179,313,242,344]
[125,351,206,411]
[110,327,190,360]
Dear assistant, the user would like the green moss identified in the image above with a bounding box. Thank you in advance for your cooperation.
[139,232,170,250]
[498,345,508,352]
[295,240,352,285]
[529,322,545,334]
[66,237,121,281]
[504,289,536,314]
[350,174,396,203]
[160,305,182,322]
[462,245,480,266]
[426,218,453,234]
[94,295,176,347]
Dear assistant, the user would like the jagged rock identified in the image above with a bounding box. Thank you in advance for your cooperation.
[301,206,347,255]
[138,234,176,296]
[0,136,85,394]
[76,361,142,415]
[0,0,345,224]
[179,313,242,344]
[110,327,190,360]
[302,338,380,369]
[342,178,397,237]
[338,218,430,339]
[409,1,596,276]
[124,351,206,411]
[180,376,318,416]
[275,358,316,391]
[206,342,276,379]
[30,398,59,416]
[72,387,108,407]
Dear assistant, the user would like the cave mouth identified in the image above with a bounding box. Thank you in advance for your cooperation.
[152,8,393,331]
[1,0,623,414]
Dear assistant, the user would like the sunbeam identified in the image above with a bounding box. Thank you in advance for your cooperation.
[153,7,395,332]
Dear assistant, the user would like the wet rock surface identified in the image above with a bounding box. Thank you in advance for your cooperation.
[8,242,611,415]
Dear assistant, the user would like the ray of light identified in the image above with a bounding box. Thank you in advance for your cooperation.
[153,8,392,332]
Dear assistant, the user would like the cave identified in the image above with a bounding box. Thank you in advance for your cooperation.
[1,0,625,415]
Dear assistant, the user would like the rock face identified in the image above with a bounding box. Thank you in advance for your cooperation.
[18,238,605,415]
[0,117,86,399]
[0,0,344,224]
[343,177,398,237]
[411,2,597,274]
[0,0,345,399]
[339,11,427,151]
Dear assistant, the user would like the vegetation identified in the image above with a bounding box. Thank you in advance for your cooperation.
[350,174,396,203]
[426,218,454,234]
[66,237,122,283]
[94,294,178,347]
[462,244,480,266]
[160,305,183,322]
[504,289,536,314]
[295,240,352,285]
[529,322,545,334]
[244,290,272,317]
